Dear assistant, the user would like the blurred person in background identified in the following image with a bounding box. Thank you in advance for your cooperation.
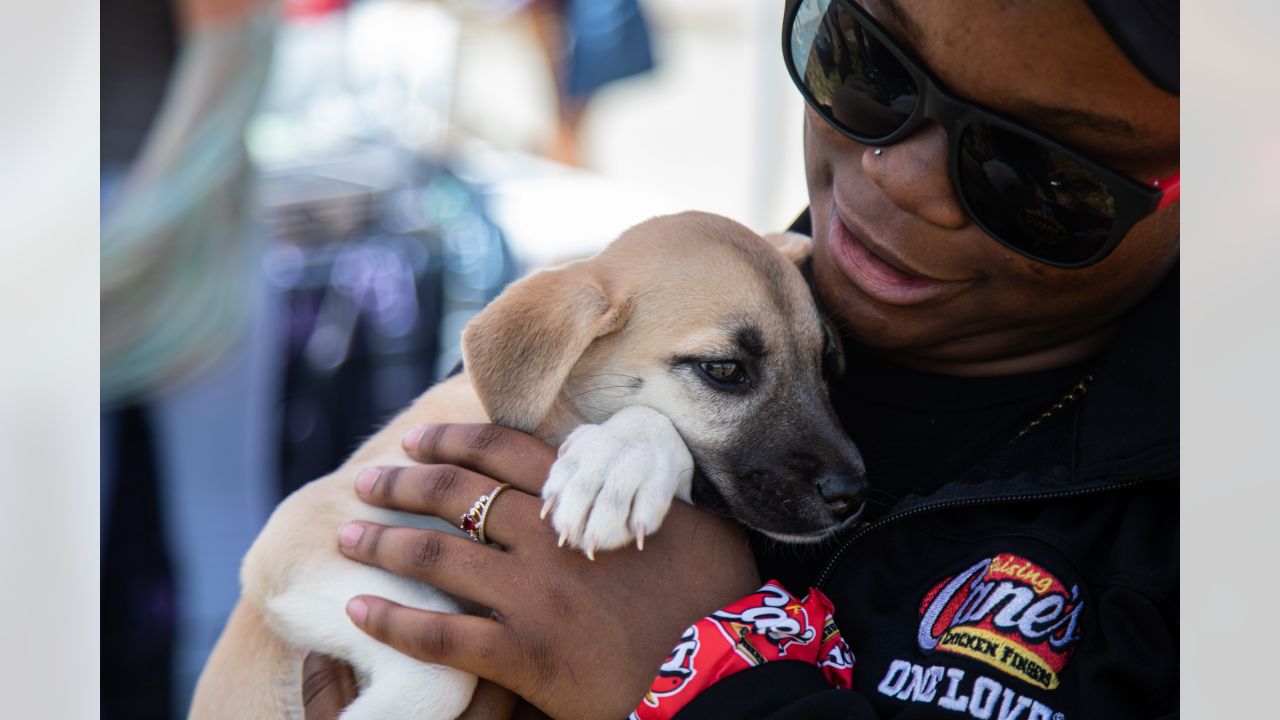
[105,2,522,716]
[101,0,279,716]
[301,0,1180,718]
[525,0,654,166]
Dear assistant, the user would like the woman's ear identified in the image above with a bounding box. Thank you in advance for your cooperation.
[762,231,813,265]
[461,261,628,433]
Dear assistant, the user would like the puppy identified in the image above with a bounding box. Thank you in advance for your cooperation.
[190,211,867,719]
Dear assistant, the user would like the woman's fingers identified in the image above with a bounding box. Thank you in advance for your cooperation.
[337,500,758,719]
[346,597,514,688]
[338,523,518,611]
[301,652,357,720]
[354,464,545,547]
[401,424,557,496]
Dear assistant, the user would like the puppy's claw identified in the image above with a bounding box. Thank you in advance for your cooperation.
[540,496,556,520]
[585,542,597,561]
[557,530,569,548]
[635,524,647,551]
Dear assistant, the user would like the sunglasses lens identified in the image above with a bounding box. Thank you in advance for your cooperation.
[959,124,1118,265]
[790,0,919,138]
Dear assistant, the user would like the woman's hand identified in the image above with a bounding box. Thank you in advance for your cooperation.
[301,652,521,720]
[336,423,760,720]
[301,653,357,720]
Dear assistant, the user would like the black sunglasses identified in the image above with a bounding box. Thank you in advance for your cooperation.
[783,0,1178,268]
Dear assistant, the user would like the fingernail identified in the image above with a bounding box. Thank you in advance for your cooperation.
[402,425,428,452]
[347,598,369,626]
[355,468,380,495]
[339,522,365,549]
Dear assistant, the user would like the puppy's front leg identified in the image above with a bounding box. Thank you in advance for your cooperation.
[542,406,694,557]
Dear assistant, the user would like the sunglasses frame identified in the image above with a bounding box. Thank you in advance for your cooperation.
[782,0,1179,268]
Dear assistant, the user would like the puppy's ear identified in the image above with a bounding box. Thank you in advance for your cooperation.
[762,231,813,265]
[461,262,628,432]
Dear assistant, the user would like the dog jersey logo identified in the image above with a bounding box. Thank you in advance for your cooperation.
[821,632,855,672]
[917,553,1083,690]
[711,583,817,658]
[641,626,700,708]
[632,581,853,720]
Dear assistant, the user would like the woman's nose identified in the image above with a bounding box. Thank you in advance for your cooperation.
[860,121,970,230]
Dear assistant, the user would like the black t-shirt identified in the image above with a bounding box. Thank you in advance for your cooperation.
[834,350,1098,516]
[754,349,1099,592]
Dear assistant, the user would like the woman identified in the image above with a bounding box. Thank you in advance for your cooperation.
[307,1,1178,717]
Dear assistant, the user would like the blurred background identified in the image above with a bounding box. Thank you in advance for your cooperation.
[7,1,1280,719]
[99,0,806,716]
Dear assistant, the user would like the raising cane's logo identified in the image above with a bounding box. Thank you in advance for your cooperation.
[917,554,1084,691]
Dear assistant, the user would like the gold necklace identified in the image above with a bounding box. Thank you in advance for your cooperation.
[842,366,1102,531]
[1012,368,1099,442]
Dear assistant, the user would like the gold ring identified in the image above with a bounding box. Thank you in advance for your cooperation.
[459,483,510,544]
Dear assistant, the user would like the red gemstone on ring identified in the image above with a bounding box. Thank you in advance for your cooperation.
[461,515,478,533]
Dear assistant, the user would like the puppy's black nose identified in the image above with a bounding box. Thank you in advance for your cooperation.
[816,473,867,519]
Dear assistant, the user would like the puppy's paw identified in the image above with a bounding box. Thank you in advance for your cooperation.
[542,406,693,558]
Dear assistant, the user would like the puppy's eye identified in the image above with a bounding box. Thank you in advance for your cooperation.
[699,361,746,386]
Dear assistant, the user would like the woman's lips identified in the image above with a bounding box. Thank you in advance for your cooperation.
[826,204,961,306]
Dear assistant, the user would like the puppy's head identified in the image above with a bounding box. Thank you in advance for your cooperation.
[463,211,866,542]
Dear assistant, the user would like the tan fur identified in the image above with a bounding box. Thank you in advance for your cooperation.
[463,262,629,436]
[190,599,298,719]
[190,212,823,719]
[192,374,488,720]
